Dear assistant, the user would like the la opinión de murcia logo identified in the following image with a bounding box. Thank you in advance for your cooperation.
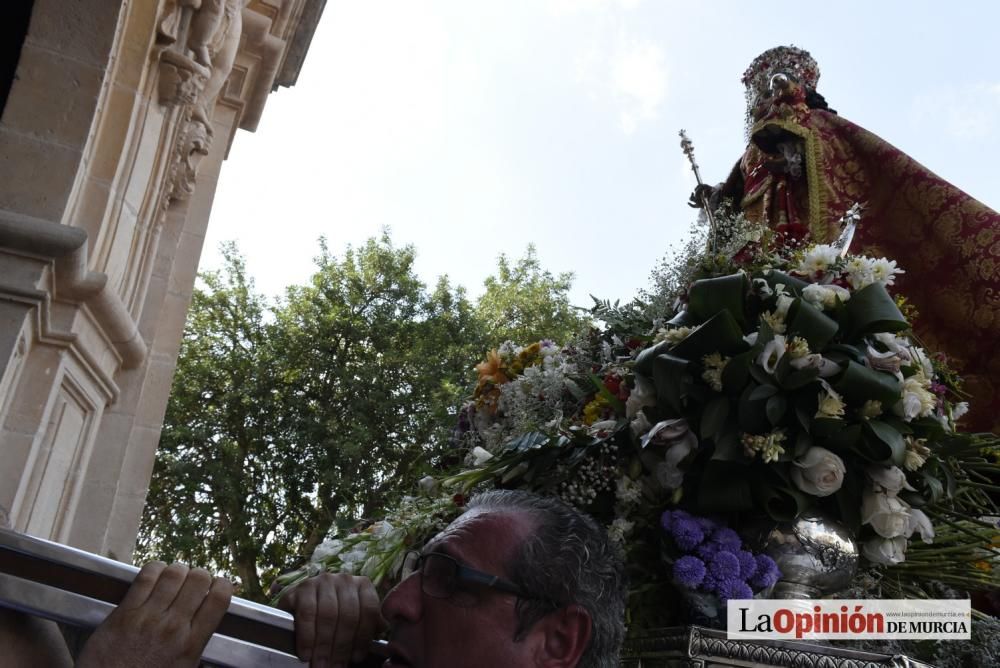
[726,599,971,640]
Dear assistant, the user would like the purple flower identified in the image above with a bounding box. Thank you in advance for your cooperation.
[660,509,674,532]
[695,541,719,561]
[695,516,717,534]
[671,516,706,551]
[736,550,758,580]
[719,579,754,603]
[708,527,742,553]
[673,555,707,588]
[707,550,741,580]
[749,554,781,590]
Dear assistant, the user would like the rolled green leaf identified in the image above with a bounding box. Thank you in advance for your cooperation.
[697,460,754,512]
[756,269,810,297]
[652,353,690,414]
[844,282,909,339]
[672,310,747,360]
[786,299,839,351]
[635,340,674,376]
[863,419,906,466]
[687,273,749,326]
[700,395,730,440]
[833,360,901,408]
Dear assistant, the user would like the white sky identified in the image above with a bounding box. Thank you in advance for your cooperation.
[202,0,1000,308]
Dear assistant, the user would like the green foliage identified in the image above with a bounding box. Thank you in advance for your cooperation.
[475,244,590,346]
[136,236,584,600]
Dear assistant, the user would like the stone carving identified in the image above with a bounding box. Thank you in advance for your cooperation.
[156,0,249,205]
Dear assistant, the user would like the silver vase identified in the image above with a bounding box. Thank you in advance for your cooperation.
[762,511,858,599]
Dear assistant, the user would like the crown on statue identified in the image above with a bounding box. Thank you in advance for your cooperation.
[741,45,820,95]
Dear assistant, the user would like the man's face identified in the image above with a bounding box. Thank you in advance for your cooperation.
[380,508,537,668]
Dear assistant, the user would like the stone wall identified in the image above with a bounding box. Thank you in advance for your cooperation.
[0,0,324,559]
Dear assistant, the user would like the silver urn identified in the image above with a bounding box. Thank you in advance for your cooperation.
[762,512,858,599]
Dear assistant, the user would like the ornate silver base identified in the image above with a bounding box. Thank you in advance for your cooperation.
[620,626,932,668]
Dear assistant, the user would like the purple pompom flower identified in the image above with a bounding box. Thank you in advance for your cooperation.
[673,555,707,588]
[736,550,758,580]
[708,527,742,553]
[670,516,706,551]
[719,579,754,603]
[695,540,719,561]
[707,550,741,580]
[749,554,781,590]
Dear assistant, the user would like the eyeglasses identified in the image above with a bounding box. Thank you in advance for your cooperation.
[400,550,533,604]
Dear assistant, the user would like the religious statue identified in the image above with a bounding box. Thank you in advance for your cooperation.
[693,45,1000,432]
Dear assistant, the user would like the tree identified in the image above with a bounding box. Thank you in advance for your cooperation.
[137,235,588,600]
[136,236,480,599]
[475,244,590,346]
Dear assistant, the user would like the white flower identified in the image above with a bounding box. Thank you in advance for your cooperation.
[862,535,908,565]
[815,382,846,419]
[862,489,912,538]
[615,476,643,506]
[774,293,795,319]
[757,334,787,374]
[798,245,840,275]
[607,517,635,546]
[866,465,916,497]
[789,353,840,377]
[844,256,875,289]
[654,326,694,345]
[870,257,904,286]
[311,538,345,562]
[647,419,698,489]
[471,446,494,466]
[629,411,653,439]
[894,374,936,421]
[802,283,851,310]
[866,345,904,377]
[625,374,656,419]
[907,508,935,543]
[417,476,439,495]
[790,446,846,497]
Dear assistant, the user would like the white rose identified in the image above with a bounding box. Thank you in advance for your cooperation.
[862,535,908,565]
[470,446,494,466]
[906,508,935,544]
[866,465,915,496]
[790,446,846,497]
[861,489,911,538]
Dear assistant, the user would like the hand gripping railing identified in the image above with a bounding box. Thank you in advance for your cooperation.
[0,528,388,667]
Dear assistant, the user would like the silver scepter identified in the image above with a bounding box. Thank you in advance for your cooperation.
[679,129,718,252]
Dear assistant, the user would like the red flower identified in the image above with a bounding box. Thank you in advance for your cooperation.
[452,493,467,507]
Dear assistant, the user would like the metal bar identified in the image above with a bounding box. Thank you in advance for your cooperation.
[0,528,389,665]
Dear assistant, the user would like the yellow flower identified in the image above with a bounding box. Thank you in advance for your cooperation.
[787,336,810,359]
[583,396,609,425]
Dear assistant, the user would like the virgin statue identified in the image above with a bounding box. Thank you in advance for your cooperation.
[693,45,1000,433]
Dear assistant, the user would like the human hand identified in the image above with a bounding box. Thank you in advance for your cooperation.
[76,561,233,668]
[276,572,385,667]
[688,183,716,209]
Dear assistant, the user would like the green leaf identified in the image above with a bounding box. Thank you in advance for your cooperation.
[786,299,840,351]
[634,340,673,376]
[757,270,810,297]
[721,351,751,393]
[749,384,779,401]
[671,311,747,360]
[845,282,909,339]
[651,353,690,414]
[711,428,745,462]
[697,461,754,512]
[700,395,730,440]
[687,273,749,326]
[835,470,863,534]
[833,361,901,408]
[752,470,810,522]
[589,373,625,414]
[766,394,788,426]
[861,420,906,465]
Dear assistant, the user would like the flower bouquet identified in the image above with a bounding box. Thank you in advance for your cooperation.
[276,212,1000,632]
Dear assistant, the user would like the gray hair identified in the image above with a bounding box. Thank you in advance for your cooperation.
[467,489,627,668]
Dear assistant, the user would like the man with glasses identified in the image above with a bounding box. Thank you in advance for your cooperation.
[28,489,625,667]
[277,489,627,668]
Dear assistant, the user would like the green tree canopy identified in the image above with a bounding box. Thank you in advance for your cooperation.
[137,236,586,600]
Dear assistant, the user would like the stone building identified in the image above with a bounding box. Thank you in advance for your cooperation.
[0,0,324,560]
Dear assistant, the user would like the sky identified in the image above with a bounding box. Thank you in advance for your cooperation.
[202,0,1000,309]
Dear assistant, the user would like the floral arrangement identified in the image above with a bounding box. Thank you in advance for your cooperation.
[275,213,1000,631]
[661,509,780,621]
